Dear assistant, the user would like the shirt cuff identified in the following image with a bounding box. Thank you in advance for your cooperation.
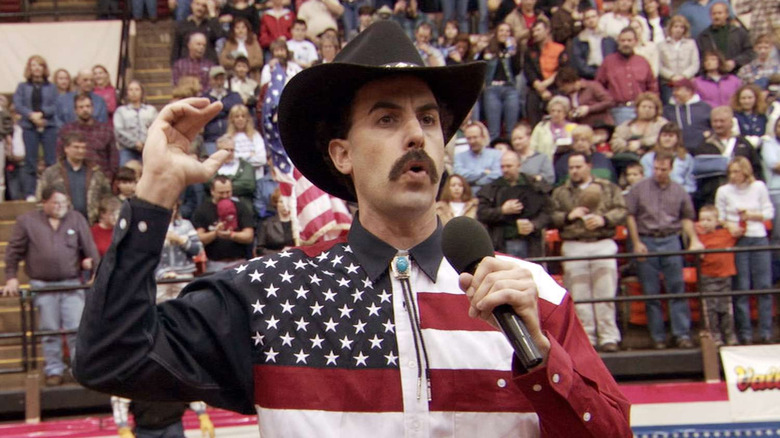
[512,334,573,401]
[112,198,173,256]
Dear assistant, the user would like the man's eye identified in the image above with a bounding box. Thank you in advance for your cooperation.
[420,114,438,126]
[378,115,396,124]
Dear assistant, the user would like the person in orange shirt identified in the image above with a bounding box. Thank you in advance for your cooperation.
[524,17,568,125]
[696,205,738,346]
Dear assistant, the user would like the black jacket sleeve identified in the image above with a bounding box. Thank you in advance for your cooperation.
[73,199,255,414]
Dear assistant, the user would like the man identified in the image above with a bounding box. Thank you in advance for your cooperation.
[678,0,730,39]
[192,176,254,273]
[172,32,216,88]
[555,66,615,126]
[551,152,626,352]
[625,152,704,349]
[414,22,445,67]
[296,0,344,42]
[478,150,552,258]
[524,18,567,125]
[170,0,224,64]
[55,69,109,127]
[74,21,630,436]
[201,66,243,155]
[737,34,780,89]
[3,185,99,386]
[570,7,617,80]
[453,122,502,194]
[696,2,753,74]
[40,133,112,224]
[211,135,256,214]
[57,94,118,182]
[693,106,763,208]
[596,27,659,126]
[661,78,712,152]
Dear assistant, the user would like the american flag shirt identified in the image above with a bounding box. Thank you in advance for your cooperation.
[76,200,631,438]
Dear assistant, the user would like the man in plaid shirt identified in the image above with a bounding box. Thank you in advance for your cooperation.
[172,32,215,88]
[57,94,118,182]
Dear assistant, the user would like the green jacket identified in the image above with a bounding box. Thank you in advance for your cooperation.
[551,178,627,241]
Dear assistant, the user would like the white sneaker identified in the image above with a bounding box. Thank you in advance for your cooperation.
[25,195,37,202]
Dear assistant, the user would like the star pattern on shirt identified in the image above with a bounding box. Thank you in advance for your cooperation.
[238,244,398,369]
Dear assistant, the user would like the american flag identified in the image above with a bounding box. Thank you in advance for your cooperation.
[261,64,352,246]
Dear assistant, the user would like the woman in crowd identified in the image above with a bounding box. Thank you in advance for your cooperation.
[226,104,266,179]
[640,122,696,195]
[52,68,72,95]
[313,35,341,65]
[474,22,522,140]
[156,201,205,299]
[93,64,117,116]
[113,80,158,165]
[598,0,649,40]
[438,19,460,54]
[220,17,264,74]
[629,16,659,78]
[715,156,775,345]
[530,96,577,162]
[641,0,666,43]
[445,33,472,66]
[436,174,478,225]
[658,15,699,104]
[694,50,742,108]
[732,83,768,137]
[610,92,668,156]
[256,188,295,256]
[13,55,58,201]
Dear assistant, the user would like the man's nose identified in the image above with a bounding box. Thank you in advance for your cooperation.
[404,117,425,150]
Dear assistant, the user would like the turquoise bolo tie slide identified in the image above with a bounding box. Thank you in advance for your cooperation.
[391,252,411,280]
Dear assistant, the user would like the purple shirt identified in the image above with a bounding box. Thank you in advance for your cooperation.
[625,177,695,235]
[596,52,659,104]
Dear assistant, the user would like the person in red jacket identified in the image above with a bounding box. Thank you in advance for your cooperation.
[259,0,295,57]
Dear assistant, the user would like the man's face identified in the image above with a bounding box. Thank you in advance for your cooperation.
[43,192,69,219]
[210,73,226,90]
[625,167,643,186]
[189,34,207,59]
[211,180,233,202]
[672,85,693,103]
[710,3,728,27]
[329,76,444,219]
[65,141,87,164]
[218,140,236,163]
[191,0,207,18]
[77,70,94,93]
[653,159,672,185]
[415,26,431,45]
[711,110,733,137]
[698,210,718,232]
[583,10,599,29]
[572,135,591,154]
[568,155,591,183]
[755,42,772,62]
[75,98,94,122]
[500,153,521,182]
[531,24,548,44]
[273,46,288,61]
[292,23,307,41]
[464,126,485,153]
[617,31,637,55]
[559,80,578,95]
[511,127,531,152]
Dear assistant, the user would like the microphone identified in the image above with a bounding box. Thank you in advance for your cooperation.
[441,216,544,373]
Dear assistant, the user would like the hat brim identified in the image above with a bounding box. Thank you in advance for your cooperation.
[278,61,486,202]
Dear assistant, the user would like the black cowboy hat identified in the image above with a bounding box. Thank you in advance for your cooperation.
[278,20,486,201]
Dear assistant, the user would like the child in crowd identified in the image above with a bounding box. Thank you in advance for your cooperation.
[696,205,738,347]
[286,20,319,68]
[112,166,138,201]
[622,162,644,196]
[228,56,260,108]
[732,83,768,138]
[91,196,121,257]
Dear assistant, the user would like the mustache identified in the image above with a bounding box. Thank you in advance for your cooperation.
[388,150,439,184]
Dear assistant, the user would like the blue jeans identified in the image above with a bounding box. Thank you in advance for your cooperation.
[119,148,143,166]
[441,0,470,33]
[610,106,636,126]
[341,0,366,41]
[475,0,488,34]
[174,0,190,21]
[21,126,57,197]
[636,235,690,343]
[132,0,157,18]
[483,84,520,140]
[505,239,528,258]
[30,279,85,377]
[733,236,774,342]
[135,421,185,438]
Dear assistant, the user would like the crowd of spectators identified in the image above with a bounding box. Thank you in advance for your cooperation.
[2,0,780,389]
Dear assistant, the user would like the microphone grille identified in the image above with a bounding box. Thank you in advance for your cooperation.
[441,216,495,274]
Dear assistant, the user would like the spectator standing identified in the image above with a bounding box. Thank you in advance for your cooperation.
[715,157,775,344]
[52,69,72,95]
[255,188,295,256]
[662,78,711,152]
[477,150,552,257]
[695,2,753,74]
[2,185,99,386]
[131,0,157,21]
[91,196,121,256]
[57,94,118,182]
[41,133,112,224]
[524,18,567,126]
[226,104,266,179]
[695,204,738,347]
[610,92,668,156]
[192,176,254,273]
[596,27,658,126]
[737,34,780,90]
[13,55,59,201]
[503,0,542,49]
[92,65,117,117]
[454,122,502,194]
[113,80,158,166]
[296,0,344,42]
[629,16,660,79]
[510,122,554,185]
[54,68,109,127]
[677,0,728,39]
[640,122,696,196]
[202,66,243,155]
[550,0,582,46]
[732,84,768,138]
[571,7,618,80]
[171,0,225,64]
[641,0,666,43]
[598,0,649,41]
[172,32,216,88]
[475,22,522,139]
[287,20,320,69]
[219,18,264,73]
[259,0,295,55]
[625,152,704,349]
[658,15,700,104]
[555,66,615,127]
[529,96,577,161]
[435,174,478,225]
[551,151,626,352]
[694,50,742,108]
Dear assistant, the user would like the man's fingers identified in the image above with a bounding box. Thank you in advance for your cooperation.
[199,150,231,181]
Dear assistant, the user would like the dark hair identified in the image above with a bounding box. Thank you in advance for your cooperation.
[210,174,232,190]
[114,166,138,183]
[228,18,257,45]
[270,187,282,207]
[98,196,122,215]
[653,151,675,165]
[439,174,473,202]
[567,151,592,165]
[702,50,731,74]
[618,26,637,39]
[41,184,67,202]
[625,161,644,174]
[234,55,250,67]
[293,19,307,28]
[555,66,580,87]
[358,5,374,15]
[73,92,93,108]
[62,132,87,148]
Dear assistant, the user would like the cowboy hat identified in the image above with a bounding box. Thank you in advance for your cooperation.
[278,20,486,201]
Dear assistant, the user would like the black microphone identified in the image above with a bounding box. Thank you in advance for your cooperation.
[441,216,544,373]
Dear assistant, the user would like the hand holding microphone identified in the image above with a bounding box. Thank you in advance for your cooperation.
[442,217,549,373]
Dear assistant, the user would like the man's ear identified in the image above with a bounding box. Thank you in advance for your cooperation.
[328,139,353,176]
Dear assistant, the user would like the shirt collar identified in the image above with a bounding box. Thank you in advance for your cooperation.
[347,213,443,283]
